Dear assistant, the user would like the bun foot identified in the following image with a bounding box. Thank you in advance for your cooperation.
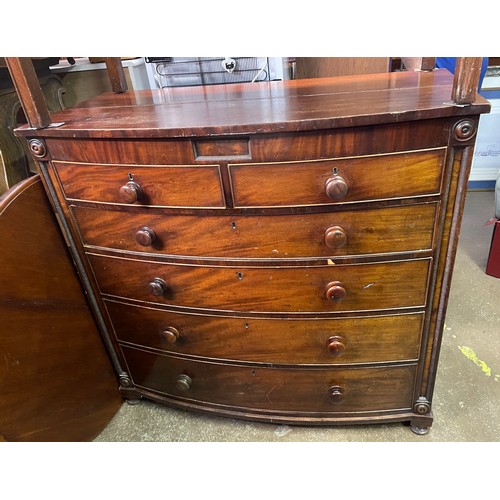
[126,397,142,406]
[119,385,142,405]
[410,424,430,435]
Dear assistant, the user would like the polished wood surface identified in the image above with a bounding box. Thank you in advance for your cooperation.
[7,68,490,433]
[104,58,128,93]
[54,161,225,207]
[106,300,423,364]
[451,57,483,105]
[229,149,445,207]
[0,176,121,441]
[295,57,390,79]
[15,70,490,139]
[4,58,52,129]
[88,253,430,313]
[122,345,417,413]
[44,119,451,166]
[72,202,437,259]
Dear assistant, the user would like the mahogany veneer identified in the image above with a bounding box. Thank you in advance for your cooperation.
[13,68,491,435]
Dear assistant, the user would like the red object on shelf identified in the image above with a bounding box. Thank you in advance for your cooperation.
[486,219,500,278]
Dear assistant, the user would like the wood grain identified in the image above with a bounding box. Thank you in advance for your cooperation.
[15,70,490,139]
[230,149,446,207]
[122,345,417,413]
[107,300,424,365]
[0,176,121,441]
[88,253,431,313]
[73,202,437,259]
[54,161,225,208]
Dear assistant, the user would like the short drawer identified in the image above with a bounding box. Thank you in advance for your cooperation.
[74,203,437,259]
[107,300,423,364]
[122,345,417,413]
[89,254,430,313]
[53,161,225,208]
[229,148,446,207]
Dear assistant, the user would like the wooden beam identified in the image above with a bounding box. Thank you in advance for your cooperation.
[400,57,436,71]
[421,58,436,71]
[4,57,52,129]
[104,58,128,93]
[451,57,482,105]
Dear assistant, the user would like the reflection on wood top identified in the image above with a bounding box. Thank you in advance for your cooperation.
[16,69,491,139]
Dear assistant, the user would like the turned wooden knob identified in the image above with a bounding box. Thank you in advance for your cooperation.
[324,226,347,249]
[136,227,156,246]
[176,374,192,391]
[326,281,346,301]
[325,175,348,199]
[119,181,143,203]
[148,277,168,296]
[328,385,345,403]
[326,336,345,357]
[162,326,180,344]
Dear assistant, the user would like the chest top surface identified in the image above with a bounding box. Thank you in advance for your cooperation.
[16,69,490,140]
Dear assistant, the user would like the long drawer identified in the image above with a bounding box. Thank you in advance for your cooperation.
[122,345,417,413]
[74,203,437,259]
[107,300,423,364]
[89,254,431,313]
[53,161,225,208]
[229,148,446,207]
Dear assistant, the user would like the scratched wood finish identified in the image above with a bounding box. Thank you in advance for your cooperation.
[122,345,417,413]
[106,300,424,364]
[54,161,225,208]
[15,71,489,140]
[50,69,458,108]
[230,149,446,207]
[88,254,430,313]
[8,70,490,432]
[0,176,121,441]
[73,203,437,259]
[44,119,451,166]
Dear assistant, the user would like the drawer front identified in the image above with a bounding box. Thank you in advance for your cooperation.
[89,254,430,313]
[74,203,437,259]
[107,300,423,364]
[122,345,417,413]
[53,161,225,208]
[229,148,445,207]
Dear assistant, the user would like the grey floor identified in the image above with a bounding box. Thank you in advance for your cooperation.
[94,190,500,442]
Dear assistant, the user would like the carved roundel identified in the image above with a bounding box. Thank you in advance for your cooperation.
[28,139,47,158]
[414,401,431,415]
[119,375,132,388]
[453,119,477,142]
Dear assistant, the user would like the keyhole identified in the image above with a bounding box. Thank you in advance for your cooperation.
[128,172,134,181]
[237,272,243,280]
[332,167,338,176]
[231,221,237,230]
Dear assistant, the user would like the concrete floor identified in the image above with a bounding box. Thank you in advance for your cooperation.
[94,190,500,442]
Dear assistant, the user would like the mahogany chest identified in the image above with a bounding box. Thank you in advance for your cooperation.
[13,68,490,435]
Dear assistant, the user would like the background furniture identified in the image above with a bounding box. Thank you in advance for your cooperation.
[0,58,63,195]
[0,57,489,439]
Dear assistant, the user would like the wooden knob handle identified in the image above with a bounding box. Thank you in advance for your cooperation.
[149,277,168,296]
[162,326,180,344]
[136,227,156,246]
[326,281,346,301]
[119,181,143,203]
[176,374,192,391]
[324,226,347,249]
[325,175,348,199]
[328,385,344,403]
[326,336,345,356]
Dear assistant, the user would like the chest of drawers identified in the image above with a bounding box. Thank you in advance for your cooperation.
[13,66,490,435]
